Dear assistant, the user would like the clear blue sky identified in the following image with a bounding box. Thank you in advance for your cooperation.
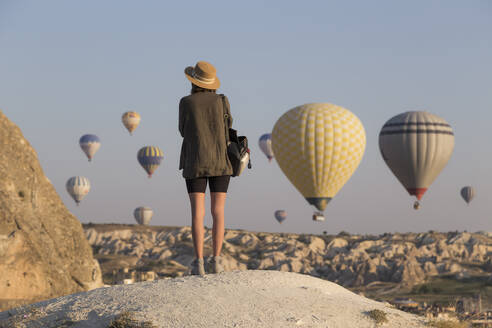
[1,0,491,234]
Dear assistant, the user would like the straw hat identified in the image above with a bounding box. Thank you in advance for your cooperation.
[184,61,220,90]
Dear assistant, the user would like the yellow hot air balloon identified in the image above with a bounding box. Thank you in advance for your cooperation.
[272,103,366,218]
[122,111,141,135]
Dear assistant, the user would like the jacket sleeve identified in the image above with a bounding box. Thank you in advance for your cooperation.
[223,95,233,127]
[179,98,185,137]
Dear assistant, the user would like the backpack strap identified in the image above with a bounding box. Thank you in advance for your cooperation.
[220,94,230,143]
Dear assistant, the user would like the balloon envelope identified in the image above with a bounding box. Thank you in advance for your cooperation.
[134,207,153,225]
[274,210,287,223]
[66,176,90,205]
[137,146,164,177]
[379,111,454,201]
[271,103,366,212]
[122,111,141,135]
[460,186,474,204]
[259,133,274,161]
[79,134,101,161]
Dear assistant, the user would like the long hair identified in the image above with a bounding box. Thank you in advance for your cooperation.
[191,83,216,94]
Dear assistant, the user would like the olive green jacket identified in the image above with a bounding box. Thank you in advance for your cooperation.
[179,92,233,179]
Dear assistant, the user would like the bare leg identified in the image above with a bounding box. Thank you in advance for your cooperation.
[210,192,226,257]
[189,192,205,259]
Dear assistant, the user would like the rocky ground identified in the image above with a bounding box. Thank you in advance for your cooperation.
[84,223,492,307]
[0,271,429,328]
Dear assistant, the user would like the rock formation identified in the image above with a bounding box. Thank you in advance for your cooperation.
[85,224,492,290]
[0,110,103,311]
[0,271,428,327]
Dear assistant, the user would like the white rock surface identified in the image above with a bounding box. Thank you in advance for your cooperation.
[0,271,427,328]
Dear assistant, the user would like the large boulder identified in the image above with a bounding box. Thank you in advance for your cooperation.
[0,110,103,311]
[0,271,428,328]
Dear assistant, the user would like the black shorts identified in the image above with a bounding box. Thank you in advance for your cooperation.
[185,175,231,193]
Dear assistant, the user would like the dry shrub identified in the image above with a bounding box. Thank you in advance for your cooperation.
[108,311,157,328]
[366,309,388,325]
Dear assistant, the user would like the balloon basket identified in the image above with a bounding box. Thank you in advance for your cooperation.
[312,212,325,222]
[413,201,420,210]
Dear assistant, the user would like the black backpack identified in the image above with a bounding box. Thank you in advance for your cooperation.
[221,95,252,177]
[227,128,251,177]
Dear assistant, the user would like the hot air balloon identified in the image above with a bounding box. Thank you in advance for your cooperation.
[137,146,164,177]
[274,210,287,224]
[66,176,90,205]
[272,103,366,221]
[122,111,141,135]
[134,207,153,225]
[79,134,101,162]
[259,133,274,162]
[379,111,454,209]
[461,186,474,205]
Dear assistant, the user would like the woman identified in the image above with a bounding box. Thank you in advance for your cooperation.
[179,61,233,275]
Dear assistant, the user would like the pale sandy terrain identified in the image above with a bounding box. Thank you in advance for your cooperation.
[0,270,428,328]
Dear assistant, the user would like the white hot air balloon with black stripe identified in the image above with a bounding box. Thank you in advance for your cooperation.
[134,207,153,225]
[66,176,91,205]
[460,186,475,205]
[379,111,454,208]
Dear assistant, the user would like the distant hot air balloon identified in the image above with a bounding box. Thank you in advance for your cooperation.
[259,133,274,162]
[134,207,153,225]
[66,176,90,205]
[137,146,164,177]
[461,186,475,205]
[272,103,366,221]
[122,111,141,135]
[79,134,101,162]
[274,210,287,224]
[379,111,454,209]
